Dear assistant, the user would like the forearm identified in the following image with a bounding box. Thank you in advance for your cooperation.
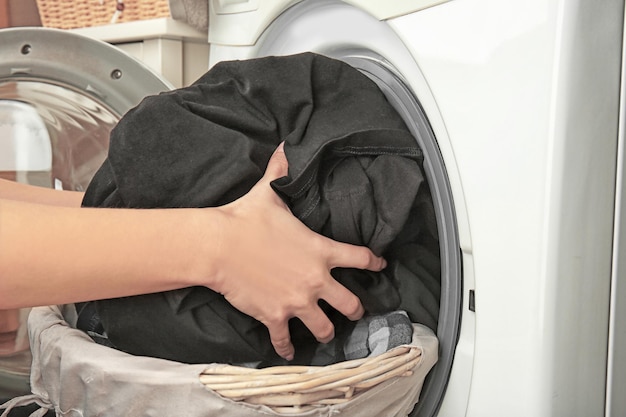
[0,199,219,309]
[0,178,84,207]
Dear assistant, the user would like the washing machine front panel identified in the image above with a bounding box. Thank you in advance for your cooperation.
[391,2,561,414]
[208,0,452,47]
[389,1,622,415]
[208,0,624,416]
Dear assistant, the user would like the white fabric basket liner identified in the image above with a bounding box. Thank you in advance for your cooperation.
[2,305,438,417]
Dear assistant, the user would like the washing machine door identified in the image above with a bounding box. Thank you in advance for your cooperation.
[0,27,171,397]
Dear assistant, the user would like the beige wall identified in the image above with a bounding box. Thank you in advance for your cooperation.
[0,0,42,28]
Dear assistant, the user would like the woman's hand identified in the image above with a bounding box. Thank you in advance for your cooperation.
[213,143,387,360]
[0,143,385,363]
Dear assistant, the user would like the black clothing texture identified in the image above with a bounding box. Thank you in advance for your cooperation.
[77,52,440,366]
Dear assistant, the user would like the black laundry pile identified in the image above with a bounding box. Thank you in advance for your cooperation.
[76,52,441,367]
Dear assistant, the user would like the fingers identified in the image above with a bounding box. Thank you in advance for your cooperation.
[298,305,336,344]
[262,142,288,181]
[268,322,295,361]
[326,239,387,272]
[321,280,365,321]
[266,284,361,360]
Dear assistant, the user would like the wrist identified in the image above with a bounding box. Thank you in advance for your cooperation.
[185,207,230,293]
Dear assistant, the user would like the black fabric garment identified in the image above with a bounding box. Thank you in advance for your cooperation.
[78,52,440,366]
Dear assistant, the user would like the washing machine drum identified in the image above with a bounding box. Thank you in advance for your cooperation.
[0,27,170,397]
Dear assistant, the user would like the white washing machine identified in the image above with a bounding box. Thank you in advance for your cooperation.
[206,1,626,416]
[0,27,172,399]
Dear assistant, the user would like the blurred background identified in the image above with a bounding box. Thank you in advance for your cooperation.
[0,0,43,28]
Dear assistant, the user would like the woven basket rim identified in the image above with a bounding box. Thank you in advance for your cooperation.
[200,343,423,413]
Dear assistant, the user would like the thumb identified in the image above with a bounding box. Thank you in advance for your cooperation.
[263,142,288,181]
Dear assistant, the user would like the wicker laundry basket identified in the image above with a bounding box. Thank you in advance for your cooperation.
[35,0,170,29]
[0,305,438,417]
[200,344,424,413]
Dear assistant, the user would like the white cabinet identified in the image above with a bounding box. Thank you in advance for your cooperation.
[72,18,210,88]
